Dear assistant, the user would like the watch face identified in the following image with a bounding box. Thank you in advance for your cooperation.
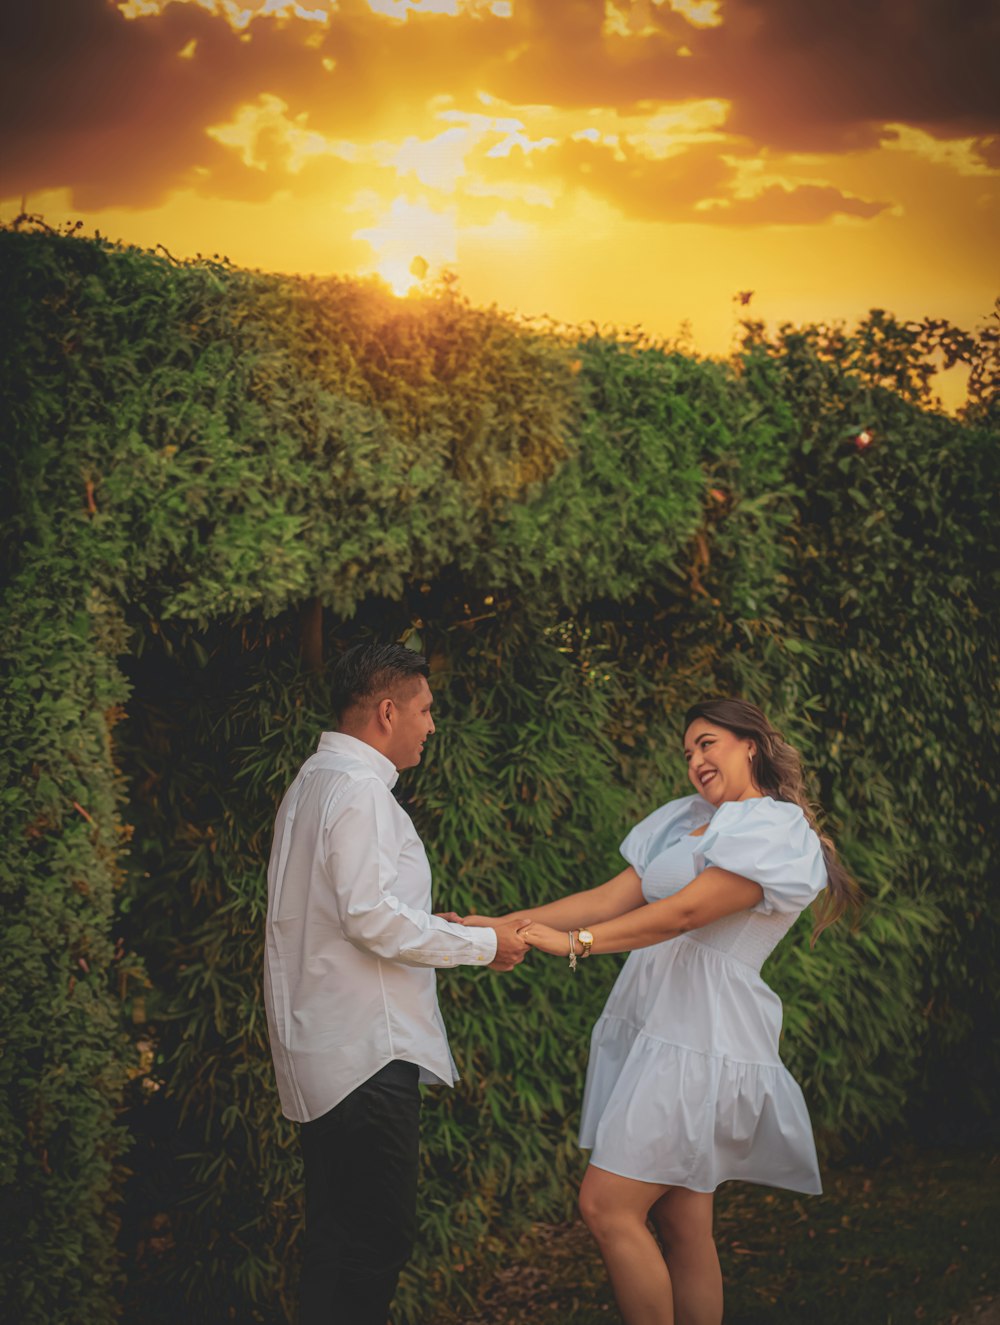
[579,930,593,944]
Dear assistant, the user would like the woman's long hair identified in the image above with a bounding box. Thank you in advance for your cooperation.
[684,698,863,943]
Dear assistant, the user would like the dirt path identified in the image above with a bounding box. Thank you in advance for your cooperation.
[951,1300,1000,1325]
[427,1148,998,1325]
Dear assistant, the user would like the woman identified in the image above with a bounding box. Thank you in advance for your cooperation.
[466,698,861,1325]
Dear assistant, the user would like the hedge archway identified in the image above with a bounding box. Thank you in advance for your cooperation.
[2,226,997,1323]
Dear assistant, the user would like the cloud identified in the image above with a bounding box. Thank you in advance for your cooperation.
[696,182,889,226]
[705,0,1000,153]
[490,0,1000,151]
[0,0,996,220]
[0,0,327,206]
[0,0,503,206]
[976,136,1000,169]
[469,132,890,226]
[500,136,733,222]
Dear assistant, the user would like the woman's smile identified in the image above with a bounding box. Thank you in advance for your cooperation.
[684,719,762,803]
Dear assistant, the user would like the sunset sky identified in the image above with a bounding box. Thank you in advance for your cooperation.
[2,0,998,381]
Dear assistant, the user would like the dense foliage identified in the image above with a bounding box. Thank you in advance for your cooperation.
[1,224,997,1324]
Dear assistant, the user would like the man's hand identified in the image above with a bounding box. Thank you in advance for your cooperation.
[434,912,464,924]
[488,924,529,972]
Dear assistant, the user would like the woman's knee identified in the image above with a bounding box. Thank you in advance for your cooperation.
[579,1187,638,1244]
[578,1181,601,1229]
[652,1190,714,1253]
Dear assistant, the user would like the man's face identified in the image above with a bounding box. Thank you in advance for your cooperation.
[388,676,435,770]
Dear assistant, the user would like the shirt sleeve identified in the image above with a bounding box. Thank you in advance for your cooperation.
[620,794,714,877]
[323,779,498,967]
[691,797,828,916]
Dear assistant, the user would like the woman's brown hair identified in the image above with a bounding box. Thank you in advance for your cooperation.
[683,697,863,943]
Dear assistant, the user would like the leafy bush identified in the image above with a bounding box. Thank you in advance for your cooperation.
[1,224,997,1323]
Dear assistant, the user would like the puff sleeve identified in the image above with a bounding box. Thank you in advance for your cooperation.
[691,797,828,916]
[620,794,714,877]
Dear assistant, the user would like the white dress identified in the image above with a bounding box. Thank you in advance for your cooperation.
[578,794,828,1195]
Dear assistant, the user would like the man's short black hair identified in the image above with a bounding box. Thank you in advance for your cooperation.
[331,640,430,722]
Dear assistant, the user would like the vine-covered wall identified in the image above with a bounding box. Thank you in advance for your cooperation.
[1,226,996,1323]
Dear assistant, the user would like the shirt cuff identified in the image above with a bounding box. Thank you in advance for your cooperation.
[428,920,499,967]
[469,925,498,964]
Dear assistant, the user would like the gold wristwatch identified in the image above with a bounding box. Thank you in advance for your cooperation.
[577,929,595,958]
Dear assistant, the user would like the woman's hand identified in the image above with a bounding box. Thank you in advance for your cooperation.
[517,922,570,957]
[462,912,531,929]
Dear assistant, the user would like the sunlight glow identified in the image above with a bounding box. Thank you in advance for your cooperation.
[393,128,471,190]
[433,108,559,162]
[882,124,998,176]
[627,100,730,157]
[367,0,459,17]
[117,0,172,15]
[465,178,557,207]
[603,2,659,39]
[353,196,457,295]
[125,0,506,16]
[366,0,514,18]
[486,130,559,158]
[438,108,526,136]
[10,0,984,420]
[603,0,722,37]
[663,0,723,28]
[119,0,330,25]
[207,94,353,172]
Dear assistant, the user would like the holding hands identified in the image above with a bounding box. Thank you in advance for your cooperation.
[490,923,531,972]
[512,921,569,956]
[435,911,531,971]
[451,912,578,962]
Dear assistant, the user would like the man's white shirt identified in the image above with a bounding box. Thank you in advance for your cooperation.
[263,731,498,1122]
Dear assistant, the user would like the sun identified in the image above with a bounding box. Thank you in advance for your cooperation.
[369,253,429,297]
[353,196,456,296]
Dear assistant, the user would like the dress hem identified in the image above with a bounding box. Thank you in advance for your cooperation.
[593,1014,784,1069]
[580,1154,822,1198]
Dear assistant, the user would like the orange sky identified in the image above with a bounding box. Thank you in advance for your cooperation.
[2,0,998,401]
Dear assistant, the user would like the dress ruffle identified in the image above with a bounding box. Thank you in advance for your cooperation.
[691,797,828,916]
[580,1019,822,1194]
[578,936,822,1195]
[619,793,714,875]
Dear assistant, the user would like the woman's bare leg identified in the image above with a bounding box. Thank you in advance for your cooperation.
[578,1165,674,1325]
[649,1187,722,1325]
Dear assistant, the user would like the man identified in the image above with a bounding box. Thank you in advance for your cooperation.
[263,640,526,1325]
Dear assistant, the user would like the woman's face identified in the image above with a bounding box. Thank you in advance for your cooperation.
[683,718,759,804]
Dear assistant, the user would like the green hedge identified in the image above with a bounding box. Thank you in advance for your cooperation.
[1,224,997,1324]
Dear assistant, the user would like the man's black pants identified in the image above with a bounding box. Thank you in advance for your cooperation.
[299,1060,421,1325]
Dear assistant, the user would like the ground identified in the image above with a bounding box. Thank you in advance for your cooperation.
[425,1147,998,1325]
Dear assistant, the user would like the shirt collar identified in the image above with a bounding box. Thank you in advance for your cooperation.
[317,731,399,790]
